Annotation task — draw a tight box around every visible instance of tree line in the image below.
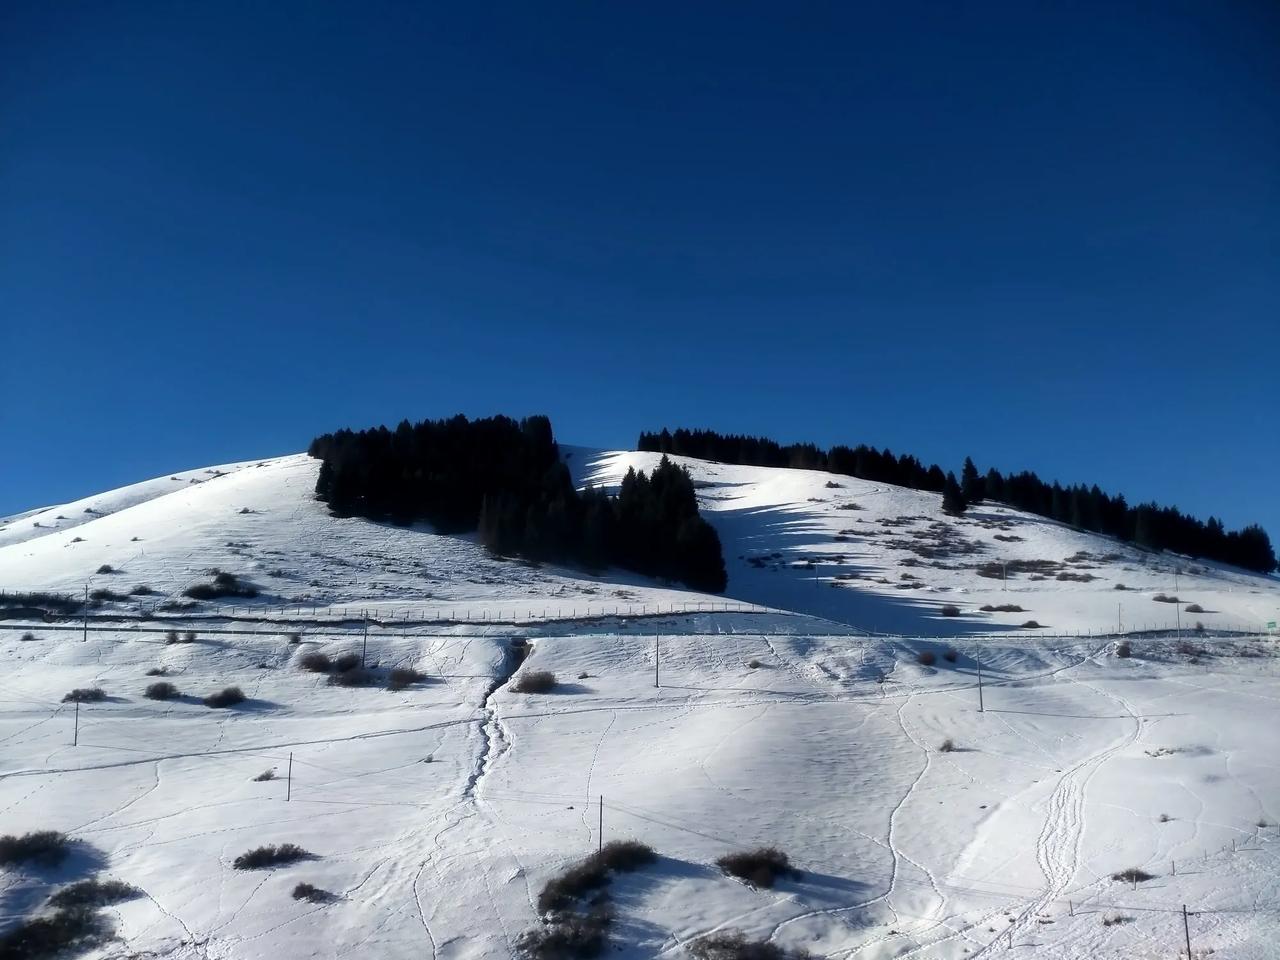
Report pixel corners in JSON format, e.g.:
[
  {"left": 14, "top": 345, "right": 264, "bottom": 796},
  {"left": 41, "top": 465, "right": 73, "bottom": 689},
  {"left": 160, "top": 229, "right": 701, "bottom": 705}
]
[
  {"left": 309, "top": 415, "right": 727, "bottom": 592},
  {"left": 638, "top": 427, "right": 1276, "bottom": 574}
]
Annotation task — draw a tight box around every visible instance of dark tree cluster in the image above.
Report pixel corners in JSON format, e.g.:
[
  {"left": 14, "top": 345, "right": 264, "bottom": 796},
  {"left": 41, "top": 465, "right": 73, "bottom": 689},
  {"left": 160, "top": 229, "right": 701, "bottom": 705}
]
[
  {"left": 311, "top": 415, "right": 727, "bottom": 592},
  {"left": 639, "top": 428, "right": 1276, "bottom": 574},
  {"left": 639, "top": 428, "right": 948, "bottom": 492}
]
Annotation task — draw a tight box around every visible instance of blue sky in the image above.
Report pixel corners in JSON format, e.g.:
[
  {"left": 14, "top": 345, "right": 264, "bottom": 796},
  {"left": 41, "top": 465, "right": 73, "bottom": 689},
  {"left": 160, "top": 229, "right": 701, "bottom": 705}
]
[{"left": 2, "top": 2, "right": 1277, "bottom": 540}]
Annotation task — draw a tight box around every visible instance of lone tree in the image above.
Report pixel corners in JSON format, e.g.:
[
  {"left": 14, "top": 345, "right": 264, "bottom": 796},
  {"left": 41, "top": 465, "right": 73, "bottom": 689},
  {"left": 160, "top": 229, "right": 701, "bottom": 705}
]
[
  {"left": 961, "top": 457, "right": 984, "bottom": 504},
  {"left": 942, "top": 471, "right": 968, "bottom": 516}
]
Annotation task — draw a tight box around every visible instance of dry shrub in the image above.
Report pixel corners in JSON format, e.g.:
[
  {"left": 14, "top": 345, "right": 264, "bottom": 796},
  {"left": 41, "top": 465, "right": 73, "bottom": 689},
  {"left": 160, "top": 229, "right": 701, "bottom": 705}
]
[
  {"left": 715, "top": 848, "right": 796, "bottom": 888},
  {"left": 513, "top": 670, "right": 557, "bottom": 694}
]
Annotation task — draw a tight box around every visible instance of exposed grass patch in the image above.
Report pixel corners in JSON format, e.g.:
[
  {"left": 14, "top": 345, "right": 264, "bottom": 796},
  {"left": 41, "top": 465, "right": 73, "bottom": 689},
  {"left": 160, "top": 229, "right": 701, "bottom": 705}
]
[
  {"left": 62, "top": 687, "right": 106, "bottom": 703},
  {"left": 233, "top": 844, "right": 315, "bottom": 870},
  {"left": 144, "top": 682, "right": 179, "bottom": 701},
  {"left": 203, "top": 686, "right": 246, "bottom": 708},
  {"left": 47, "top": 878, "right": 142, "bottom": 909},
  {"left": 513, "top": 670, "right": 557, "bottom": 694},
  {"left": 715, "top": 847, "right": 797, "bottom": 888},
  {"left": 0, "top": 831, "right": 70, "bottom": 868}
]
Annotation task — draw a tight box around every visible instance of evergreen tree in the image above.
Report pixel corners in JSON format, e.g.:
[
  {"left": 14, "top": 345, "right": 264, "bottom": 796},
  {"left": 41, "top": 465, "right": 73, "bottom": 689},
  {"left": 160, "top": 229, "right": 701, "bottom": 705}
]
[
  {"left": 961, "top": 457, "right": 983, "bottom": 503},
  {"left": 941, "top": 472, "right": 968, "bottom": 516}
]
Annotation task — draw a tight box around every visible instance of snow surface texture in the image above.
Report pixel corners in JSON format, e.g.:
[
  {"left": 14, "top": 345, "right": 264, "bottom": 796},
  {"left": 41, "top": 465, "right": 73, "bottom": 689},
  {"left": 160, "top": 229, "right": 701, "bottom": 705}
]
[{"left": 1, "top": 450, "right": 1277, "bottom": 960}]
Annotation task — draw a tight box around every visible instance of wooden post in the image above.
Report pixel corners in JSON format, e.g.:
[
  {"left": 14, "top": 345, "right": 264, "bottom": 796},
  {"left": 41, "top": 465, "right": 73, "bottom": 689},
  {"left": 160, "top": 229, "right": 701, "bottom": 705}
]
[
  {"left": 598, "top": 795, "right": 603, "bottom": 853},
  {"left": 977, "top": 656, "right": 984, "bottom": 713},
  {"left": 286, "top": 752, "right": 293, "bottom": 801},
  {"left": 83, "top": 584, "right": 89, "bottom": 643},
  {"left": 654, "top": 636, "right": 660, "bottom": 688},
  {"left": 362, "top": 619, "right": 368, "bottom": 667},
  {"left": 73, "top": 700, "right": 79, "bottom": 746},
  {"left": 1182, "top": 905, "right": 1192, "bottom": 959}
]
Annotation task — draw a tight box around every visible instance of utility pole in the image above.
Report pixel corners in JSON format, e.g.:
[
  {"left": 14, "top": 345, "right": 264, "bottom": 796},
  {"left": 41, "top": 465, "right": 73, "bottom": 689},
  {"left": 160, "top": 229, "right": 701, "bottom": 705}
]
[
  {"left": 976, "top": 656, "right": 984, "bottom": 713},
  {"left": 361, "top": 619, "right": 369, "bottom": 668},
  {"left": 654, "top": 636, "right": 660, "bottom": 688},
  {"left": 286, "top": 752, "right": 293, "bottom": 801},
  {"left": 73, "top": 700, "right": 79, "bottom": 746},
  {"left": 83, "top": 584, "right": 89, "bottom": 643},
  {"left": 1118, "top": 602, "right": 1122, "bottom": 635},
  {"left": 1182, "top": 905, "right": 1192, "bottom": 959},
  {"left": 598, "top": 795, "right": 604, "bottom": 853}
]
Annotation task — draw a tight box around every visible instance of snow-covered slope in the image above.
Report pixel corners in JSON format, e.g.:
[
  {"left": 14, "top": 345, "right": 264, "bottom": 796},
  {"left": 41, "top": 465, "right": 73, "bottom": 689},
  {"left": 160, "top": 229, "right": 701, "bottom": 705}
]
[{"left": 1, "top": 448, "right": 1277, "bottom": 960}]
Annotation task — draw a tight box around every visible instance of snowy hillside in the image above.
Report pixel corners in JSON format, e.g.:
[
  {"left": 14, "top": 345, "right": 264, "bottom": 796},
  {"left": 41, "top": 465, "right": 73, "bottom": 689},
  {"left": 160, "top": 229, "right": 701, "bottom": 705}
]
[{"left": 1, "top": 448, "right": 1277, "bottom": 960}]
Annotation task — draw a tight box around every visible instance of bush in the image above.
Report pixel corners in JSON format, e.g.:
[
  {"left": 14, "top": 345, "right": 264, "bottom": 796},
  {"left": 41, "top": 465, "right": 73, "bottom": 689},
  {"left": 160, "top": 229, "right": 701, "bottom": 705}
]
[
  {"left": 183, "top": 573, "right": 259, "bottom": 601},
  {"left": 0, "top": 907, "right": 111, "bottom": 960},
  {"left": 298, "top": 651, "right": 331, "bottom": 672},
  {"left": 388, "top": 667, "right": 425, "bottom": 691},
  {"left": 517, "top": 906, "right": 612, "bottom": 959},
  {"left": 95, "top": 565, "right": 115, "bottom": 575},
  {"left": 165, "top": 631, "right": 179, "bottom": 645},
  {"left": 513, "top": 670, "right": 557, "bottom": 694},
  {"left": 145, "top": 667, "right": 167, "bottom": 676},
  {"left": 1020, "top": 620, "right": 1042, "bottom": 629},
  {"left": 291, "top": 882, "right": 332, "bottom": 903},
  {"left": 20, "top": 632, "right": 39, "bottom": 642},
  {"left": 715, "top": 848, "right": 796, "bottom": 888},
  {"left": 47, "top": 878, "right": 141, "bottom": 909},
  {"left": 333, "top": 652, "right": 361, "bottom": 672},
  {"left": 1152, "top": 593, "right": 1179, "bottom": 604},
  {"left": 1111, "top": 867, "right": 1155, "bottom": 884},
  {"left": 233, "top": 844, "right": 315, "bottom": 870},
  {"left": 595, "top": 840, "right": 656, "bottom": 873},
  {"left": 942, "top": 647, "right": 958, "bottom": 663},
  {"left": 287, "top": 632, "right": 302, "bottom": 644},
  {"left": 62, "top": 687, "right": 106, "bottom": 703},
  {"left": 326, "top": 668, "right": 373, "bottom": 687},
  {"left": 916, "top": 650, "right": 936, "bottom": 666},
  {"left": 1116, "top": 641, "right": 1132, "bottom": 658},
  {"left": 144, "top": 682, "right": 179, "bottom": 701},
  {"left": 1185, "top": 603, "right": 1204, "bottom": 613},
  {"left": 0, "top": 831, "right": 70, "bottom": 867},
  {"left": 253, "top": 770, "right": 276, "bottom": 782},
  {"left": 689, "top": 931, "right": 813, "bottom": 960},
  {"left": 939, "top": 738, "right": 956, "bottom": 753},
  {"left": 940, "top": 604, "right": 961, "bottom": 617},
  {"left": 129, "top": 585, "right": 155, "bottom": 595},
  {"left": 203, "top": 686, "right": 246, "bottom": 708},
  {"left": 182, "top": 631, "right": 197, "bottom": 644},
  {"left": 979, "top": 604, "right": 1024, "bottom": 613},
  {"left": 1114, "top": 583, "right": 1127, "bottom": 590},
  {"left": 536, "top": 858, "right": 610, "bottom": 914},
  {"left": 89, "top": 588, "right": 127, "bottom": 602},
  {"left": 746, "top": 658, "right": 762, "bottom": 669}
]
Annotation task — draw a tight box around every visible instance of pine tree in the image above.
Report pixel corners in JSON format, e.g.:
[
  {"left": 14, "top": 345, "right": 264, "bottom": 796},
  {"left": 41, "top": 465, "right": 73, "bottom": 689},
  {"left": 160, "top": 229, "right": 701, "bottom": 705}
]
[
  {"left": 961, "top": 457, "right": 983, "bottom": 503},
  {"left": 941, "top": 472, "right": 968, "bottom": 516}
]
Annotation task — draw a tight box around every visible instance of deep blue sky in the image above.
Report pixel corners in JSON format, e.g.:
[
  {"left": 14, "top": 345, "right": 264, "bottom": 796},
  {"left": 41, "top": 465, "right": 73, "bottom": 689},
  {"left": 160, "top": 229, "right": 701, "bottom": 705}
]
[{"left": 2, "top": 2, "right": 1277, "bottom": 539}]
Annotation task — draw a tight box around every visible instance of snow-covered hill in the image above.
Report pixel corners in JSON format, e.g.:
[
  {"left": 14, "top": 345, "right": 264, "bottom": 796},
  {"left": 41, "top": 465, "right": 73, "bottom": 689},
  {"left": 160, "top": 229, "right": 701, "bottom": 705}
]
[{"left": 1, "top": 448, "right": 1277, "bottom": 960}]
